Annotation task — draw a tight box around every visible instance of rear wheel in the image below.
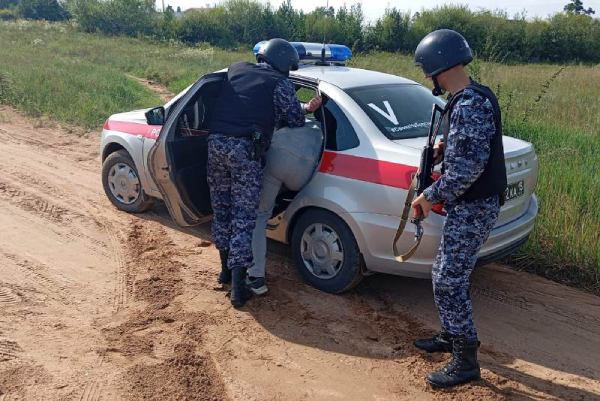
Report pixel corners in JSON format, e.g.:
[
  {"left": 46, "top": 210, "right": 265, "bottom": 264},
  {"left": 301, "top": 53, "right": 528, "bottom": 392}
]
[
  {"left": 102, "top": 150, "right": 153, "bottom": 213},
  {"left": 291, "top": 209, "right": 363, "bottom": 293}
]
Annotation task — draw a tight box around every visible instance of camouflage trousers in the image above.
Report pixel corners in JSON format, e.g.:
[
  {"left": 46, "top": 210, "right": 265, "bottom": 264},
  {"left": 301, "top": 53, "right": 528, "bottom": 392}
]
[
  {"left": 432, "top": 196, "right": 500, "bottom": 341},
  {"left": 207, "top": 134, "right": 262, "bottom": 271}
]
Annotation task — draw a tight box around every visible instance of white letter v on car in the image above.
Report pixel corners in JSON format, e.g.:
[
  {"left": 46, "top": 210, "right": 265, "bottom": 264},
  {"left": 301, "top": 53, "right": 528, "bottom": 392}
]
[{"left": 368, "top": 101, "right": 399, "bottom": 125}]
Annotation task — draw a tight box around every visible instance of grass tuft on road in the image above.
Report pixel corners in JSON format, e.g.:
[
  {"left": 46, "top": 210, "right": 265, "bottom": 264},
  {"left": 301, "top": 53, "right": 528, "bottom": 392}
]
[{"left": 1, "top": 20, "right": 598, "bottom": 292}]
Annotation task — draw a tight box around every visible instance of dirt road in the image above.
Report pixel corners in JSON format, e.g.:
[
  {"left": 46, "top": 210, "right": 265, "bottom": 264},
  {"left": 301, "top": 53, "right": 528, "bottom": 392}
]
[{"left": 1, "top": 104, "right": 599, "bottom": 401}]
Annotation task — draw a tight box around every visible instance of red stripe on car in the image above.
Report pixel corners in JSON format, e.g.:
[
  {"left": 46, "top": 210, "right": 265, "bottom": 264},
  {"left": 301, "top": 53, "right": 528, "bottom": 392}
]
[
  {"left": 319, "top": 151, "right": 416, "bottom": 189},
  {"left": 103, "top": 120, "right": 162, "bottom": 140}
]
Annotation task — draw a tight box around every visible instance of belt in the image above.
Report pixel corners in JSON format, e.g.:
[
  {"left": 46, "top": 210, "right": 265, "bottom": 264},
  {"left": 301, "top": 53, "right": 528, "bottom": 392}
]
[{"left": 210, "top": 131, "right": 253, "bottom": 139}]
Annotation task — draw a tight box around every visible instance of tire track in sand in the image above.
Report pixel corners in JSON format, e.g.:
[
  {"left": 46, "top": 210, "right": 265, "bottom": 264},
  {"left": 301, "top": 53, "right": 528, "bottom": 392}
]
[
  {"left": 73, "top": 221, "right": 129, "bottom": 401},
  {"left": 0, "top": 287, "right": 21, "bottom": 305},
  {"left": 100, "top": 222, "right": 130, "bottom": 313},
  {"left": 0, "top": 339, "right": 22, "bottom": 362},
  {"left": 0, "top": 179, "right": 72, "bottom": 223},
  {"left": 78, "top": 354, "right": 105, "bottom": 401},
  {"left": 0, "top": 251, "right": 72, "bottom": 304}
]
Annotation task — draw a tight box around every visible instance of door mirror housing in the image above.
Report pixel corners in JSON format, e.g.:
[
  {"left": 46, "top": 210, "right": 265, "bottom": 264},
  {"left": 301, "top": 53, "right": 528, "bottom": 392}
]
[{"left": 145, "top": 106, "right": 165, "bottom": 125}]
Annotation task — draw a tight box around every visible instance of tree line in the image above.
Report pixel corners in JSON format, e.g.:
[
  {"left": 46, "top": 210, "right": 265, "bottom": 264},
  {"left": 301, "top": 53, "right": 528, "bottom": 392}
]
[{"left": 1, "top": 0, "right": 599, "bottom": 63}]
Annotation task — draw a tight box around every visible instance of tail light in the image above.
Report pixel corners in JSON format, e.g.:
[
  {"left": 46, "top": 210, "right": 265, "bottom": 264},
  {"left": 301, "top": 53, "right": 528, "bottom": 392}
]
[{"left": 430, "top": 171, "right": 447, "bottom": 216}]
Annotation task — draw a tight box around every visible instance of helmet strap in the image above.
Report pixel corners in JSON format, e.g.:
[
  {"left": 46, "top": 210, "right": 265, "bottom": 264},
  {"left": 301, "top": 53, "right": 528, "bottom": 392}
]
[{"left": 432, "top": 76, "right": 445, "bottom": 96}]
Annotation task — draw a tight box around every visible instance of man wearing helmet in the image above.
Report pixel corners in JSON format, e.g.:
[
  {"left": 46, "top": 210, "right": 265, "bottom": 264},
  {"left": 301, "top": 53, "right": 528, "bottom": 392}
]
[
  {"left": 208, "top": 38, "right": 322, "bottom": 307},
  {"left": 411, "top": 29, "right": 507, "bottom": 388}
]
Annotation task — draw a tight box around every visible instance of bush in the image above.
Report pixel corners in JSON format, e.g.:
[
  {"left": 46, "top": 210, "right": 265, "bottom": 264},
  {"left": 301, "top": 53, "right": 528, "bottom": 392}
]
[
  {"left": 273, "top": 0, "right": 304, "bottom": 41},
  {"left": 155, "top": 5, "right": 177, "bottom": 40},
  {"left": 541, "top": 13, "right": 600, "bottom": 62},
  {"left": 225, "top": 0, "right": 271, "bottom": 45},
  {"left": 67, "top": 0, "right": 155, "bottom": 36},
  {"left": 0, "top": 0, "right": 18, "bottom": 8},
  {"left": 18, "top": 0, "right": 69, "bottom": 21},
  {"left": 58, "top": 0, "right": 600, "bottom": 64},
  {"left": 0, "top": 8, "right": 17, "bottom": 20},
  {"left": 176, "top": 8, "right": 233, "bottom": 47},
  {"left": 359, "top": 5, "right": 600, "bottom": 63},
  {"left": 363, "top": 8, "right": 413, "bottom": 52}
]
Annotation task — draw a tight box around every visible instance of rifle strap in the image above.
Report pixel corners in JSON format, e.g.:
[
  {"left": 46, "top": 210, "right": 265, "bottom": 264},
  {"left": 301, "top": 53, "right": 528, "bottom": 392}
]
[
  {"left": 395, "top": 236, "right": 422, "bottom": 263},
  {"left": 393, "top": 175, "right": 422, "bottom": 262}
]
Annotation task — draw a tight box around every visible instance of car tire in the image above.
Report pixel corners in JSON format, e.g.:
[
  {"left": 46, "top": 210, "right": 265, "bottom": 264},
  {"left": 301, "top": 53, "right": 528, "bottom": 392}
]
[
  {"left": 102, "top": 150, "right": 154, "bottom": 213},
  {"left": 291, "top": 209, "right": 363, "bottom": 294}
]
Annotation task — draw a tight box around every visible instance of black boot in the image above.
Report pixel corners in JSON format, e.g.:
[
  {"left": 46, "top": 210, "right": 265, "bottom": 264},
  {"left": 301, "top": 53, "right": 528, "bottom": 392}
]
[
  {"left": 218, "top": 250, "right": 231, "bottom": 285},
  {"left": 230, "top": 267, "right": 252, "bottom": 308},
  {"left": 414, "top": 331, "right": 453, "bottom": 353},
  {"left": 427, "top": 337, "right": 481, "bottom": 388}
]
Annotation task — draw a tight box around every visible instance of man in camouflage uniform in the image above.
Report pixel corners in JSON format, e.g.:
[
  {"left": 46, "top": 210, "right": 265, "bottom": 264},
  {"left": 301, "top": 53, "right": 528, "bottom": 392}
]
[
  {"left": 208, "top": 38, "right": 321, "bottom": 307},
  {"left": 411, "top": 29, "right": 507, "bottom": 388}
]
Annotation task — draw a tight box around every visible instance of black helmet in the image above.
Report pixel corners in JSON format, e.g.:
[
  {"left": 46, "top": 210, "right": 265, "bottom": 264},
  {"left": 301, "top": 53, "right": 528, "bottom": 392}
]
[
  {"left": 256, "top": 38, "right": 299, "bottom": 76},
  {"left": 414, "top": 29, "right": 473, "bottom": 77}
]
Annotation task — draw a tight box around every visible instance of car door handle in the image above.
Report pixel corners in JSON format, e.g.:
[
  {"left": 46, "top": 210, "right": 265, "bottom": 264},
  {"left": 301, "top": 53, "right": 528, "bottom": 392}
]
[{"left": 136, "top": 135, "right": 143, "bottom": 140}]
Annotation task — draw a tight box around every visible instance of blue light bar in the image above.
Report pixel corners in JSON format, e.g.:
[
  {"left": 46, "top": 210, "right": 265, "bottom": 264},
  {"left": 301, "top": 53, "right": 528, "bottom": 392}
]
[
  {"left": 253, "top": 41, "right": 267, "bottom": 56},
  {"left": 252, "top": 41, "right": 352, "bottom": 64}
]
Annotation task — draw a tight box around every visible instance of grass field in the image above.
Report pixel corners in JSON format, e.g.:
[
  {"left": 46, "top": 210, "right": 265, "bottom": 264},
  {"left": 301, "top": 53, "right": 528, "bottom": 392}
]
[{"left": 1, "top": 20, "right": 598, "bottom": 291}]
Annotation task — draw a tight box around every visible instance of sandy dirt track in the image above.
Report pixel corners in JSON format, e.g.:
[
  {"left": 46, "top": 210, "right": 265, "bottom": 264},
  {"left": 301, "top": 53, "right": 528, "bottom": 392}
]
[{"left": 0, "top": 105, "right": 599, "bottom": 401}]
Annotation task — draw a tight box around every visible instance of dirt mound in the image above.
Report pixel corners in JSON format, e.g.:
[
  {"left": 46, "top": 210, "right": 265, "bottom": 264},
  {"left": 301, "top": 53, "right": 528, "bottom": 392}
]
[{"left": 127, "top": 336, "right": 227, "bottom": 401}]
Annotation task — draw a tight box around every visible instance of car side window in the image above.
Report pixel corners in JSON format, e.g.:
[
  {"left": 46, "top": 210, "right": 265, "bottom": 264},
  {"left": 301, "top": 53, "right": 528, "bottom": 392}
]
[{"left": 322, "top": 99, "right": 359, "bottom": 151}]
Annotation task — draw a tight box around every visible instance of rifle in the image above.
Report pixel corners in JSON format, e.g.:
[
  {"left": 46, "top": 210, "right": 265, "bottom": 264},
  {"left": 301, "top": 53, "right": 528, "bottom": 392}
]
[{"left": 393, "top": 103, "right": 444, "bottom": 262}]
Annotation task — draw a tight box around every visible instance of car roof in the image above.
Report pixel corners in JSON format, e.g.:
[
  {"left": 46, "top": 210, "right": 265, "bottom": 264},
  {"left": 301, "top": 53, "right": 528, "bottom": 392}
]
[{"left": 291, "top": 65, "right": 418, "bottom": 89}]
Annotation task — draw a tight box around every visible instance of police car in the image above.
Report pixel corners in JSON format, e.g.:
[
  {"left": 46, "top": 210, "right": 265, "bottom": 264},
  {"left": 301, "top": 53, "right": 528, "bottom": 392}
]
[{"left": 100, "top": 42, "right": 539, "bottom": 293}]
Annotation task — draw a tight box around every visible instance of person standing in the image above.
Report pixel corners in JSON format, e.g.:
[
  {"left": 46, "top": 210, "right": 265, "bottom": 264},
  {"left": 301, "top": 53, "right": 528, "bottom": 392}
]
[
  {"left": 410, "top": 29, "right": 507, "bottom": 388},
  {"left": 208, "top": 38, "right": 322, "bottom": 307}
]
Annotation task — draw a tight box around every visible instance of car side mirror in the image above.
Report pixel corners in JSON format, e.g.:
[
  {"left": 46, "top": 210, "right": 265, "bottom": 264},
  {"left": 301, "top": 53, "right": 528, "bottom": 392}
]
[{"left": 145, "top": 106, "right": 165, "bottom": 125}]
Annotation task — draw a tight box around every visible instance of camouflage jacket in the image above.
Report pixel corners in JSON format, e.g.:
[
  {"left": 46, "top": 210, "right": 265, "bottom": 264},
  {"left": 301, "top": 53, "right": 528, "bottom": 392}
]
[
  {"left": 257, "top": 63, "right": 305, "bottom": 129},
  {"left": 423, "top": 88, "right": 496, "bottom": 206}
]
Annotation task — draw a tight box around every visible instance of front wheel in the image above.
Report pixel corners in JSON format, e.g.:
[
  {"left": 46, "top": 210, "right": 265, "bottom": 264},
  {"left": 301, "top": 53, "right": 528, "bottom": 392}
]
[
  {"left": 291, "top": 209, "right": 363, "bottom": 293},
  {"left": 102, "top": 150, "right": 154, "bottom": 213}
]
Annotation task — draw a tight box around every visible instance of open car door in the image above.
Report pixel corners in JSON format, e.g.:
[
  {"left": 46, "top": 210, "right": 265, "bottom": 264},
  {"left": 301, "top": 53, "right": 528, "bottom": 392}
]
[{"left": 148, "top": 72, "right": 226, "bottom": 226}]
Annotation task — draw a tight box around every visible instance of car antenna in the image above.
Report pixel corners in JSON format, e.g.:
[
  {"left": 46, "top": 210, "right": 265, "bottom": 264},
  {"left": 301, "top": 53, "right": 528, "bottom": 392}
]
[{"left": 318, "top": 0, "right": 328, "bottom": 66}]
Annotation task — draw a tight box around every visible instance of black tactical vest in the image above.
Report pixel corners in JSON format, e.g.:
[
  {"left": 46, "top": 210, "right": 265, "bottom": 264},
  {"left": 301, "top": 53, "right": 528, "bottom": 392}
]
[
  {"left": 210, "top": 62, "right": 285, "bottom": 141},
  {"left": 442, "top": 80, "right": 507, "bottom": 204}
]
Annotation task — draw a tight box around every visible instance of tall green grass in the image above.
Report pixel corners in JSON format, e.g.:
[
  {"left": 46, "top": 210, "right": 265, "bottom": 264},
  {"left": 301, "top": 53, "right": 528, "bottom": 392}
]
[
  {"left": 1, "top": 20, "right": 598, "bottom": 291},
  {"left": 0, "top": 20, "right": 249, "bottom": 128}
]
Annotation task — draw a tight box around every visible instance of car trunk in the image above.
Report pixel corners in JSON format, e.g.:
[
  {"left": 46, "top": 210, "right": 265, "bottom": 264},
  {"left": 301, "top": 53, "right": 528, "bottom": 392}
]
[
  {"left": 395, "top": 136, "right": 538, "bottom": 227},
  {"left": 496, "top": 137, "right": 538, "bottom": 226}
]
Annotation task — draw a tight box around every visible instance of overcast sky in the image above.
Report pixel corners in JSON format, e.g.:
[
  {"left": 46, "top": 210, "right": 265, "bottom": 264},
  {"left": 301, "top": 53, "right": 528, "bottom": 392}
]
[{"left": 159, "top": 0, "right": 600, "bottom": 21}]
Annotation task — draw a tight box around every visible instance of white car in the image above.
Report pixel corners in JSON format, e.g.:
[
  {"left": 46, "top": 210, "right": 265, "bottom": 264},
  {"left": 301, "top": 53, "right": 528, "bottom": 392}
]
[{"left": 100, "top": 42, "right": 539, "bottom": 293}]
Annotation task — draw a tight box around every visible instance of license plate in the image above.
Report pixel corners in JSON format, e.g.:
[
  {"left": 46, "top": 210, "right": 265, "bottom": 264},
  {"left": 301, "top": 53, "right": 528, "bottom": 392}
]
[{"left": 505, "top": 180, "right": 525, "bottom": 202}]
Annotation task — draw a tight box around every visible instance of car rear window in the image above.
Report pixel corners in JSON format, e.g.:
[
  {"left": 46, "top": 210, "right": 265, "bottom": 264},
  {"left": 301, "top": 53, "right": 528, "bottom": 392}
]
[{"left": 346, "top": 84, "right": 445, "bottom": 140}]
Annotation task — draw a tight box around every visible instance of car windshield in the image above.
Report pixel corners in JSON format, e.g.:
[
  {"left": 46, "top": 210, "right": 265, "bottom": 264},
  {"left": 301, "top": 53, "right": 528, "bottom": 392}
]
[{"left": 346, "top": 84, "right": 445, "bottom": 140}]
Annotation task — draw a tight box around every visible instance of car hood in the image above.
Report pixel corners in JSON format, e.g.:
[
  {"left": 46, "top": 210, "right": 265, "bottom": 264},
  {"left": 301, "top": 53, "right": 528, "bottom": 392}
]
[{"left": 108, "top": 108, "right": 152, "bottom": 124}]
